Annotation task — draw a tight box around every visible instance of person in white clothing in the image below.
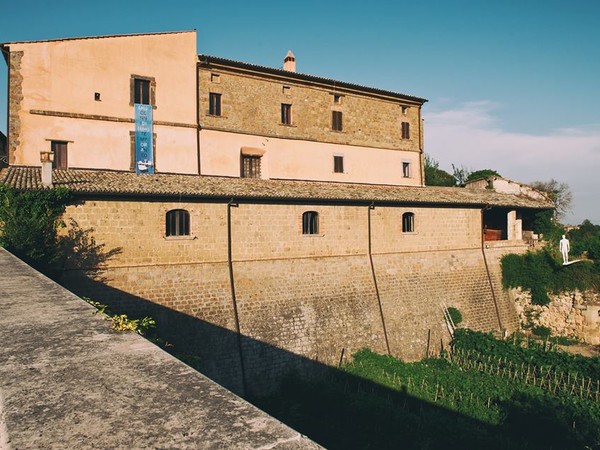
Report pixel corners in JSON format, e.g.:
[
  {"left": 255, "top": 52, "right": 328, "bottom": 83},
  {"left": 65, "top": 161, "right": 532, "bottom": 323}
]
[{"left": 559, "top": 235, "right": 570, "bottom": 264}]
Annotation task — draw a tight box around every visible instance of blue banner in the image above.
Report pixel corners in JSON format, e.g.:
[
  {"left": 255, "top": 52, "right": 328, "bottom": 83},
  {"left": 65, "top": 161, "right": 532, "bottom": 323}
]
[{"left": 134, "top": 104, "right": 154, "bottom": 174}]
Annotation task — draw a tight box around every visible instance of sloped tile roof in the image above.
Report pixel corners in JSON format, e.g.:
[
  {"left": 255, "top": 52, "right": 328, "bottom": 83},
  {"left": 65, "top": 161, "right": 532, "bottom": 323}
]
[
  {"left": 0, "top": 166, "right": 553, "bottom": 209},
  {"left": 200, "top": 55, "right": 427, "bottom": 104}
]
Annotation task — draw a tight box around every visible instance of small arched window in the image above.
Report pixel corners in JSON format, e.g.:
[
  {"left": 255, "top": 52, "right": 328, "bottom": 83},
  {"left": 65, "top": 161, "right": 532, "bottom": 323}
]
[
  {"left": 302, "top": 211, "right": 319, "bottom": 235},
  {"left": 402, "top": 212, "right": 415, "bottom": 233},
  {"left": 166, "top": 209, "right": 190, "bottom": 237}
]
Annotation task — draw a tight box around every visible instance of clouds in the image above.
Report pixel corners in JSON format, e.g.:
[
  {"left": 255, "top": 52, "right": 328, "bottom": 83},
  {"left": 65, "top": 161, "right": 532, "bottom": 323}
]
[{"left": 424, "top": 101, "right": 600, "bottom": 224}]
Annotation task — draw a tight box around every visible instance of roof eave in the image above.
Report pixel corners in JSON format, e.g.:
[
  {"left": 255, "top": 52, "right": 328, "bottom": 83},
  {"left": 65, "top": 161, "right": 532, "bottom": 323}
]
[{"left": 198, "top": 55, "right": 428, "bottom": 105}]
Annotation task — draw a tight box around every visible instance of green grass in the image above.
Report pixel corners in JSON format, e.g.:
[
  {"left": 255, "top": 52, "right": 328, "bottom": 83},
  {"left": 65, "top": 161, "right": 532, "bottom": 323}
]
[{"left": 253, "top": 331, "right": 600, "bottom": 450}]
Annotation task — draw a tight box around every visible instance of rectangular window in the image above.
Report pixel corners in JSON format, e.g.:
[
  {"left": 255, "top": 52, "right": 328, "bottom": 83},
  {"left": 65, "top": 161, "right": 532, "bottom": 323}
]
[
  {"left": 211, "top": 73, "right": 220, "bottom": 83},
  {"left": 281, "top": 103, "right": 292, "bottom": 125},
  {"left": 51, "top": 141, "right": 68, "bottom": 169},
  {"left": 401, "top": 121, "right": 410, "bottom": 139},
  {"left": 402, "top": 162, "right": 411, "bottom": 178},
  {"left": 134, "top": 78, "right": 150, "bottom": 105},
  {"left": 241, "top": 155, "right": 261, "bottom": 178},
  {"left": 130, "top": 75, "right": 155, "bottom": 107},
  {"left": 334, "top": 155, "right": 344, "bottom": 173},
  {"left": 209, "top": 93, "right": 222, "bottom": 116},
  {"left": 332, "top": 111, "right": 343, "bottom": 131},
  {"left": 333, "top": 94, "right": 342, "bottom": 104}
]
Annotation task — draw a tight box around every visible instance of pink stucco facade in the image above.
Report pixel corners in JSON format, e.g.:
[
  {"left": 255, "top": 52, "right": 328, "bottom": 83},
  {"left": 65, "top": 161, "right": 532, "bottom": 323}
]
[{"left": 4, "top": 31, "right": 198, "bottom": 173}]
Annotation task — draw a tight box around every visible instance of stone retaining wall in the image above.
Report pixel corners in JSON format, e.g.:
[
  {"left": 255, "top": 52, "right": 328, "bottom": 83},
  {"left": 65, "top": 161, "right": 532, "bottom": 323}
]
[{"left": 512, "top": 288, "right": 600, "bottom": 345}]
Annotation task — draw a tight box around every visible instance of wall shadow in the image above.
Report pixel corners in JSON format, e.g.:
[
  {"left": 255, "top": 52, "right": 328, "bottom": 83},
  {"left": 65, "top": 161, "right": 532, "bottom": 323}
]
[{"left": 55, "top": 273, "right": 593, "bottom": 450}]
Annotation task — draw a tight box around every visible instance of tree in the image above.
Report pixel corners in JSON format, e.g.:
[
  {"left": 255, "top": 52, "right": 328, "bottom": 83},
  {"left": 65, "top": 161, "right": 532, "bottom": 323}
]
[
  {"left": 529, "top": 179, "right": 573, "bottom": 222},
  {"left": 451, "top": 164, "right": 471, "bottom": 186},
  {"left": 424, "top": 154, "right": 456, "bottom": 186},
  {"left": 465, "top": 169, "right": 501, "bottom": 183}
]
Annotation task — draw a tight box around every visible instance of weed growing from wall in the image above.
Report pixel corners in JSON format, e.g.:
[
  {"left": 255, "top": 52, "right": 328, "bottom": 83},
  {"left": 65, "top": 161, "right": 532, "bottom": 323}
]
[{"left": 84, "top": 298, "right": 156, "bottom": 336}]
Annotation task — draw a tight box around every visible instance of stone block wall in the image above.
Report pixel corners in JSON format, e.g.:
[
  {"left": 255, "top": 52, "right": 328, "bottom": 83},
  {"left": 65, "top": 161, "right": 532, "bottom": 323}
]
[
  {"left": 61, "top": 197, "right": 520, "bottom": 393},
  {"left": 513, "top": 288, "right": 600, "bottom": 345},
  {"left": 199, "top": 66, "right": 422, "bottom": 152},
  {"left": 234, "top": 256, "right": 387, "bottom": 393},
  {"left": 374, "top": 249, "right": 501, "bottom": 360},
  {"left": 7, "top": 51, "right": 23, "bottom": 165}
]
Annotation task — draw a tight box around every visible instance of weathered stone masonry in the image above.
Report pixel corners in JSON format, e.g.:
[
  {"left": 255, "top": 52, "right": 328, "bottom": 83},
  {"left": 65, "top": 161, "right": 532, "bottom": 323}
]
[
  {"left": 7, "top": 51, "right": 23, "bottom": 166},
  {"left": 60, "top": 196, "right": 521, "bottom": 394}
]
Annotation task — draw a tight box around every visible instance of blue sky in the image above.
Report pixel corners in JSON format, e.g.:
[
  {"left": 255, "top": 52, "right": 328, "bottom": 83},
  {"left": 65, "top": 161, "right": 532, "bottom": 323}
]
[{"left": 1, "top": 0, "right": 599, "bottom": 224}]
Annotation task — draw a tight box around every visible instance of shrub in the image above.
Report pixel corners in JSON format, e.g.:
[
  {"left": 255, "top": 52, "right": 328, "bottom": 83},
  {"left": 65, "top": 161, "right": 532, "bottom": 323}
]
[
  {"left": 0, "top": 185, "right": 72, "bottom": 274},
  {"left": 531, "top": 325, "right": 552, "bottom": 339},
  {"left": 447, "top": 307, "right": 463, "bottom": 325},
  {"left": 502, "top": 248, "right": 600, "bottom": 305}
]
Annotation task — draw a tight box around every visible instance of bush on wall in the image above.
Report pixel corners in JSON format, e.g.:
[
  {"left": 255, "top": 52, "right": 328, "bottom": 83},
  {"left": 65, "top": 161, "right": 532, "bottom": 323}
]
[
  {"left": 0, "top": 185, "right": 72, "bottom": 274},
  {"left": 502, "top": 248, "right": 600, "bottom": 305}
]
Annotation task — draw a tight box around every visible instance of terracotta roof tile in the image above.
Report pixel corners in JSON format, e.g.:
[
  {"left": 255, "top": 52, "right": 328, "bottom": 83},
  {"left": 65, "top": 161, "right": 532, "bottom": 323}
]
[
  {"left": 0, "top": 167, "right": 553, "bottom": 209},
  {"left": 200, "top": 55, "right": 427, "bottom": 104}
]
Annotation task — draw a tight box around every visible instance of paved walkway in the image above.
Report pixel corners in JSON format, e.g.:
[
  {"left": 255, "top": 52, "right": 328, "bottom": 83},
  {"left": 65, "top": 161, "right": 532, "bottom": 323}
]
[{"left": 0, "top": 248, "right": 319, "bottom": 449}]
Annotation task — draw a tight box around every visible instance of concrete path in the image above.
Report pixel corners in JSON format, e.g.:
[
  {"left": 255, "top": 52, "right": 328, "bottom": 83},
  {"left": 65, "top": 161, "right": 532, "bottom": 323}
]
[{"left": 0, "top": 248, "right": 320, "bottom": 449}]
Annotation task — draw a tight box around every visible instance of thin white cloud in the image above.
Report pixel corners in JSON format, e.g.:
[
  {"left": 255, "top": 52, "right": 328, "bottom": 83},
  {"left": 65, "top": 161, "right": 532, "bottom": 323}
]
[{"left": 424, "top": 102, "right": 600, "bottom": 224}]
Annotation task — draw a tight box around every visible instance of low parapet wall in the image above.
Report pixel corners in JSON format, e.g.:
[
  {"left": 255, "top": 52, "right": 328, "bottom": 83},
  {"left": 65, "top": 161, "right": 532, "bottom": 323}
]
[{"left": 0, "top": 248, "right": 319, "bottom": 449}]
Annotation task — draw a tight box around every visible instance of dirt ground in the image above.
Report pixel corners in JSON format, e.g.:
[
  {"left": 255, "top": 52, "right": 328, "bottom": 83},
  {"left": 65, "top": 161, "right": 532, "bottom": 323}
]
[{"left": 559, "top": 343, "right": 600, "bottom": 357}]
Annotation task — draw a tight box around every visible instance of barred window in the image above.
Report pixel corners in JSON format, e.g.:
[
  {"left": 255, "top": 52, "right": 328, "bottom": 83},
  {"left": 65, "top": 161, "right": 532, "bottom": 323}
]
[
  {"left": 166, "top": 209, "right": 190, "bottom": 237},
  {"left": 241, "top": 155, "right": 261, "bottom": 178},
  {"left": 302, "top": 211, "right": 319, "bottom": 235},
  {"left": 402, "top": 212, "right": 415, "bottom": 233}
]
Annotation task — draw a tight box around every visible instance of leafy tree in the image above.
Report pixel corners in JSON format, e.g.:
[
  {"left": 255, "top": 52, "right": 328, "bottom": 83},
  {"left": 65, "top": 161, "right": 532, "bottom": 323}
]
[
  {"left": 465, "top": 169, "right": 501, "bottom": 183},
  {"left": 568, "top": 219, "right": 600, "bottom": 262},
  {"left": 0, "top": 185, "right": 71, "bottom": 274},
  {"left": 530, "top": 179, "right": 573, "bottom": 222},
  {"left": 424, "top": 154, "right": 456, "bottom": 186},
  {"left": 532, "top": 210, "right": 563, "bottom": 242}
]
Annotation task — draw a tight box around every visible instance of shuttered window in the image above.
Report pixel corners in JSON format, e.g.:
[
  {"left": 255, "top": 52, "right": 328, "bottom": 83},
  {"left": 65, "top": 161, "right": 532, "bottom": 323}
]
[
  {"left": 401, "top": 121, "right": 410, "bottom": 139},
  {"left": 332, "top": 111, "right": 343, "bottom": 131},
  {"left": 51, "top": 141, "right": 68, "bottom": 169}
]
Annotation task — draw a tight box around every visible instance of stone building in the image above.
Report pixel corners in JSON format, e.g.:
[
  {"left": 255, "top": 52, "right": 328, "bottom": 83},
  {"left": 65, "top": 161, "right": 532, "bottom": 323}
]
[{"left": 0, "top": 31, "right": 552, "bottom": 394}]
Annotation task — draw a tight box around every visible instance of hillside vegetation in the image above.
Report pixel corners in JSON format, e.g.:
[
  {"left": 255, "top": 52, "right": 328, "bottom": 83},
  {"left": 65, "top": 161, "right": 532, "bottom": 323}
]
[{"left": 255, "top": 329, "right": 600, "bottom": 449}]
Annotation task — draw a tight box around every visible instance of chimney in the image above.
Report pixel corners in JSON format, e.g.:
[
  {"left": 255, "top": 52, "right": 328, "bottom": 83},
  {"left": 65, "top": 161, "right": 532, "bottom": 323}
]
[
  {"left": 40, "top": 151, "right": 53, "bottom": 186},
  {"left": 283, "top": 50, "right": 296, "bottom": 72}
]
